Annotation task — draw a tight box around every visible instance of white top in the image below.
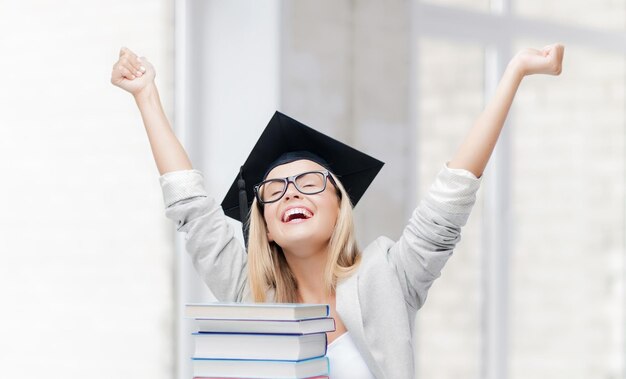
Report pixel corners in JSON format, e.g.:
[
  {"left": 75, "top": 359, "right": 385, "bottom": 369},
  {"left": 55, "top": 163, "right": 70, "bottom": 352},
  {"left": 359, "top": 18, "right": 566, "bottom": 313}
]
[{"left": 326, "top": 332, "right": 376, "bottom": 379}]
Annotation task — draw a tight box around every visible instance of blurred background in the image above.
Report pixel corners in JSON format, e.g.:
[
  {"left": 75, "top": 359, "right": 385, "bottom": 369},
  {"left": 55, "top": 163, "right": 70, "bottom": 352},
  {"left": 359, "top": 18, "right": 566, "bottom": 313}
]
[{"left": 0, "top": 0, "right": 624, "bottom": 378}]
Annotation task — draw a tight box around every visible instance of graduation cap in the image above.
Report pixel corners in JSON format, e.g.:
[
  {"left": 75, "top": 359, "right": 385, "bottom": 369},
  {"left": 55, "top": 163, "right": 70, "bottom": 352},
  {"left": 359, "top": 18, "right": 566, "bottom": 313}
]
[{"left": 221, "top": 111, "right": 384, "bottom": 243}]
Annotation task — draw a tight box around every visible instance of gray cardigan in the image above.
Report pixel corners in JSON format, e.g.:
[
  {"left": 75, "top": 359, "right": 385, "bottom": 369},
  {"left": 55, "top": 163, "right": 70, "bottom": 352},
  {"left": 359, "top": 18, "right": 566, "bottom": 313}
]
[{"left": 159, "top": 165, "right": 481, "bottom": 379}]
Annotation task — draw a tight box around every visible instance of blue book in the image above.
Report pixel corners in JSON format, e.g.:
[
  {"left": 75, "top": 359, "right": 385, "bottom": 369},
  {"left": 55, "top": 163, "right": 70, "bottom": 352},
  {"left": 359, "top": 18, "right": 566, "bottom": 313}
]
[
  {"left": 193, "top": 332, "right": 328, "bottom": 361},
  {"left": 191, "top": 356, "right": 329, "bottom": 379}
]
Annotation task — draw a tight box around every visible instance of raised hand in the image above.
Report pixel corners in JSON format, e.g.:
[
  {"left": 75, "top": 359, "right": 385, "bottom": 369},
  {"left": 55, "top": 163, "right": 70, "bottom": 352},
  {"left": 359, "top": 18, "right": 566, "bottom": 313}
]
[
  {"left": 448, "top": 43, "right": 565, "bottom": 177},
  {"left": 110, "top": 47, "right": 156, "bottom": 96},
  {"left": 511, "top": 43, "right": 564, "bottom": 77},
  {"left": 110, "top": 46, "right": 192, "bottom": 174}
]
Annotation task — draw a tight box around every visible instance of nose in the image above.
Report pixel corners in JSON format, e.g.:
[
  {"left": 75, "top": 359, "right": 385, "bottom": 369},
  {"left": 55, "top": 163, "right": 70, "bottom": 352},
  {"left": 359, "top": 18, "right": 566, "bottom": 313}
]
[{"left": 283, "top": 181, "right": 301, "bottom": 200}]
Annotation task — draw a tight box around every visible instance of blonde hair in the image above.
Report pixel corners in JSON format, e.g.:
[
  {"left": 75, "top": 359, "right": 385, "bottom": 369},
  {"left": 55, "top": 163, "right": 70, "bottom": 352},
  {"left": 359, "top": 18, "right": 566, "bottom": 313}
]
[{"left": 247, "top": 173, "right": 361, "bottom": 303}]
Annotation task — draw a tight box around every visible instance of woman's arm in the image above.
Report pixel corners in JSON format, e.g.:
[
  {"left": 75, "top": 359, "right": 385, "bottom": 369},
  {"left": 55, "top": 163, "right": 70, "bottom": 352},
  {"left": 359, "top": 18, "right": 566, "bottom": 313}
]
[
  {"left": 388, "top": 44, "right": 564, "bottom": 310},
  {"left": 112, "top": 48, "right": 249, "bottom": 301},
  {"left": 448, "top": 43, "right": 564, "bottom": 177},
  {"left": 111, "top": 47, "right": 192, "bottom": 175}
]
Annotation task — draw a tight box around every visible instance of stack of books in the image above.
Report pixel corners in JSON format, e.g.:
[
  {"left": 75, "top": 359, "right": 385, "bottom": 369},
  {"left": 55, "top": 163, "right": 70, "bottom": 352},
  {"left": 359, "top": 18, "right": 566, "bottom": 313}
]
[{"left": 186, "top": 302, "right": 336, "bottom": 379}]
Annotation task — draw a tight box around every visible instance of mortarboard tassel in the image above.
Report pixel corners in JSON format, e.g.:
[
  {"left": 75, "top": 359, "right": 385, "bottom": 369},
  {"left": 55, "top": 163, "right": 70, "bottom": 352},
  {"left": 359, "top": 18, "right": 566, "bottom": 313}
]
[{"left": 237, "top": 166, "right": 249, "bottom": 250}]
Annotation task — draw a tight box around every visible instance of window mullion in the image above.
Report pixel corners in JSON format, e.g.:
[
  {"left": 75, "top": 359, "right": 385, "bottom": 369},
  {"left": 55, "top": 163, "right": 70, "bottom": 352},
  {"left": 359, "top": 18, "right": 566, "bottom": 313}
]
[{"left": 481, "top": 42, "right": 512, "bottom": 379}]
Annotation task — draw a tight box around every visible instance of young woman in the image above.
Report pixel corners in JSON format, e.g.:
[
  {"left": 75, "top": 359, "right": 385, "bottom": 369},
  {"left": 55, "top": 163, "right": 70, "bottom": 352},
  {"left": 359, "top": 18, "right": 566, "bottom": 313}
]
[{"left": 111, "top": 44, "right": 564, "bottom": 379}]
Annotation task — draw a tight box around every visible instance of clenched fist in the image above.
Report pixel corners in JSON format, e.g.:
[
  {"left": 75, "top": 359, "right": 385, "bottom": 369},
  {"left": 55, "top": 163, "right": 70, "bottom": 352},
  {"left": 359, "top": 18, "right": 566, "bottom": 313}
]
[
  {"left": 511, "top": 43, "right": 564, "bottom": 77},
  {"left": 111, "top": 47, "right": 156, "bottom": 97}
]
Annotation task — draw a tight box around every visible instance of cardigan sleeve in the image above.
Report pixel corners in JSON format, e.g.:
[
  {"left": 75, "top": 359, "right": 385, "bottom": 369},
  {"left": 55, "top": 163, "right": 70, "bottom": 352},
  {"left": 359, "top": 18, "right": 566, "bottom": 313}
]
[
  {"left": 388, "top": 164, "right": 481, "bottom": 310},
  {"left": 159, "top": 169, "right": 248, "bottom": 302}
]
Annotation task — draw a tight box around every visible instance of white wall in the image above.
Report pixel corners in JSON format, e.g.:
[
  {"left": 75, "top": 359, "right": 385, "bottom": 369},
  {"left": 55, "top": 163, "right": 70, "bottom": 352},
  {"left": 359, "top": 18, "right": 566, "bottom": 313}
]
[{"left": 0, "top": 1, "right": 175, "bottom": 378}]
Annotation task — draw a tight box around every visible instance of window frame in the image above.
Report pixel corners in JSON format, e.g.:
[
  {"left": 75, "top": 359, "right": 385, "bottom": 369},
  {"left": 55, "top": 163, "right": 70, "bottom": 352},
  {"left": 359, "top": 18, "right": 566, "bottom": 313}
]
[{"left": 412, "top": 2, "right": 626, "bottom": 379}]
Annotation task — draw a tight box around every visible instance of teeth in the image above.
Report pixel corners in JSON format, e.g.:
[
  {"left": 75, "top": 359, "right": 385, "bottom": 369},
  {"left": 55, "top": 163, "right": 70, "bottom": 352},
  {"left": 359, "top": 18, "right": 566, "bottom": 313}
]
[{"left": 283, "top": 207, "right": 313, "bottom": 222}]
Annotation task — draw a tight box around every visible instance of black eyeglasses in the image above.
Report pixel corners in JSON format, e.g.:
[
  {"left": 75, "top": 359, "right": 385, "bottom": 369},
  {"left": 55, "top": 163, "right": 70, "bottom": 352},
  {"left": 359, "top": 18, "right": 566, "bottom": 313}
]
[{"left": 254, "top": 170, "right": 337, "bottom": 204}]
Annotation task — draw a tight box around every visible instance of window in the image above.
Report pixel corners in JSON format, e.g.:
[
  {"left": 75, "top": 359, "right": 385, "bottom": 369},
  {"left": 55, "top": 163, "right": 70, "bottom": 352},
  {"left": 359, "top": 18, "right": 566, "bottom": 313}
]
[
  {"left": 413, "top": 1, "right": 626, "bottom": 378},
  {"left": 510, "top": 41, "right": 625, "bottom": 379},
  {"left": 416, "top": 37, "right": 485, "bottom": 379}
]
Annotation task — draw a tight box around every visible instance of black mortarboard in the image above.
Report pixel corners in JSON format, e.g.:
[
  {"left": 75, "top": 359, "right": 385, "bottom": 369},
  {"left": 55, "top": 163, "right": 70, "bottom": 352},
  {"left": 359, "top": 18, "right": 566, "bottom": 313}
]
[{"left": 221, "top": 111, "right": 384, "bottom": 230}]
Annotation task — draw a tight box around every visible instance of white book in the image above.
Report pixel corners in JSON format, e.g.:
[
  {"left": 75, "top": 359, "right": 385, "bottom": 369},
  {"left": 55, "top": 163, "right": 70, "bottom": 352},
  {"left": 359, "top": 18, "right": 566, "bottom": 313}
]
[
  {"left": 193, "top": 332, "right": 327, "bottom": 361},
  {"left": 192, "top": 356, "right": 329, "bottom": 379},
  {"left": 185, "top": 303, "right": 329, "bottom": 320},
  {"left": 193, "top": 317, "right": 335, "bottom": 335},
  {"left": 189, "top": 376, "right": 328, "bottom": 379}
]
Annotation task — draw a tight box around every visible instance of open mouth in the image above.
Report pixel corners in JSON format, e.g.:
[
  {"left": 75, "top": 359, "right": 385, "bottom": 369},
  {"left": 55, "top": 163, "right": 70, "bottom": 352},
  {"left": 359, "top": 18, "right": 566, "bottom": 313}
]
[{"left": 282, "top": 207, "right": 314, "bottom": 223}]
